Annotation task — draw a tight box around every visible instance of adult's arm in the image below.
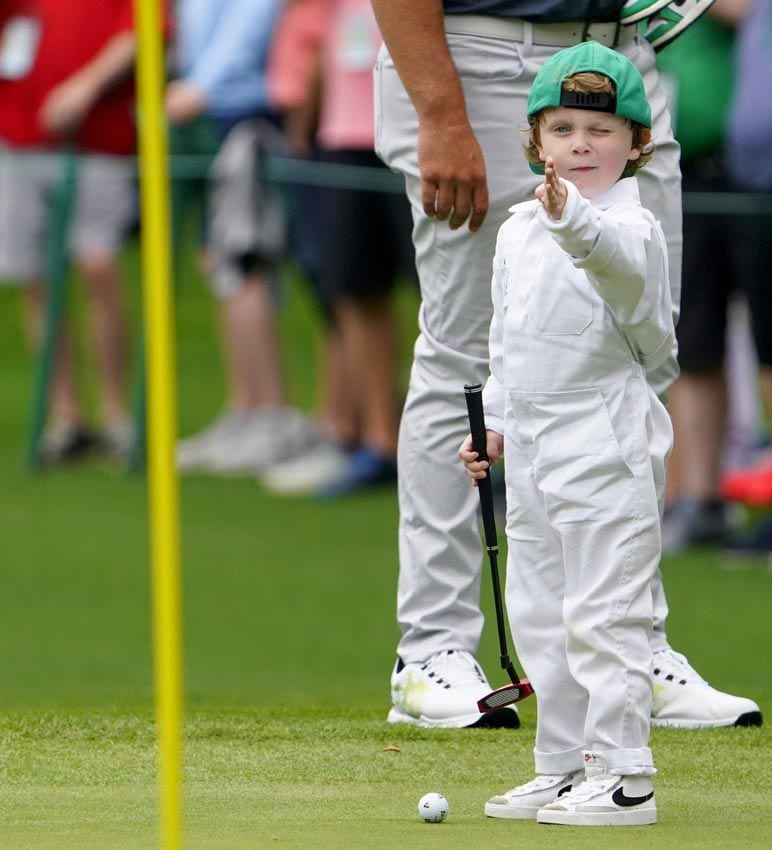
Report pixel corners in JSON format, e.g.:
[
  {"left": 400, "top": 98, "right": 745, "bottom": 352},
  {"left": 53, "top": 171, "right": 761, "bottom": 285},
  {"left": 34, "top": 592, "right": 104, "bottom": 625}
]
[
  {"left": 371, "top": 0, "right": 488, "bottom": 230},
  {"left": 39, "top": 31, "right": 136, "bottom": 137},
  {"left": 266, "top": 0, "right": 327, "bottom": 155},
  {"left": 186, "top": 0, "right": 278, "bottom": 107},
  {"left": 168, "top": 0, "right": 279, "bottom": 123}
]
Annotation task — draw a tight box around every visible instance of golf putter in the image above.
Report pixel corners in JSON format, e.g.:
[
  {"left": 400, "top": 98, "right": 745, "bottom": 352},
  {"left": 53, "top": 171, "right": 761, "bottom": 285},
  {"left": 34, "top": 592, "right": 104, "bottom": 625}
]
[{"left": 464, "top": 384, "right": 534, "bottom": 712}]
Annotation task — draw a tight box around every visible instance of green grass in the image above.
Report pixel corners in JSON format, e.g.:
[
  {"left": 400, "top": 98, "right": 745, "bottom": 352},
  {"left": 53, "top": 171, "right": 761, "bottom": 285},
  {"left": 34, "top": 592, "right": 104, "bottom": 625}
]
[
  {"left": 0, "top": 246, "right": 770, "bottom": 848},
  {"left": 0, "top": 711, "right": 769, "bottom": 849}
]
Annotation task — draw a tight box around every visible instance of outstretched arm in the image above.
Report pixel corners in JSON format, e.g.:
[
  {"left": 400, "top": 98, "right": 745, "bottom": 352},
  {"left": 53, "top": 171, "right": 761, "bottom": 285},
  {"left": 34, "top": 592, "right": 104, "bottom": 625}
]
[
  {"left": 538, "top": 179, "right": 670, "bottom": 328},
  {"left": 39, "top": 31, "right": 136, "bottom": 137},
  {"left": 371, "top": 0, "right": 488, "bottom": 231}
]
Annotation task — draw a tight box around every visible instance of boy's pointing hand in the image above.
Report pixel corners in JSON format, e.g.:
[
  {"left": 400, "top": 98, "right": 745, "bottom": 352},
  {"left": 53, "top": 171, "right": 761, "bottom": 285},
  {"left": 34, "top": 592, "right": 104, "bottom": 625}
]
[{"left": 535, "top": 156, "right": 567, "bottom": 221}]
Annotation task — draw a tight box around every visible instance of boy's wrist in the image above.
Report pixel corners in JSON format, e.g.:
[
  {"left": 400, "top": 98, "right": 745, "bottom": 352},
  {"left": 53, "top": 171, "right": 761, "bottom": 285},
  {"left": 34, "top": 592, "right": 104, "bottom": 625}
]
[
  {"left": 537, "top": 181, "right": 597, "bottom": 259},
  {"left": 538, "top": 179, "right": 579, "bottom": 229}
]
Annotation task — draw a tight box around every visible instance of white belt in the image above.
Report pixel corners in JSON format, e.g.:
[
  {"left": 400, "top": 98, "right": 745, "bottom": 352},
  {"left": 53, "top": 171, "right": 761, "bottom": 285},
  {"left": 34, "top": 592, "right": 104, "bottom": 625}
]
[{"left": 444, "top": 15, "right": 635, "bottom": 48}]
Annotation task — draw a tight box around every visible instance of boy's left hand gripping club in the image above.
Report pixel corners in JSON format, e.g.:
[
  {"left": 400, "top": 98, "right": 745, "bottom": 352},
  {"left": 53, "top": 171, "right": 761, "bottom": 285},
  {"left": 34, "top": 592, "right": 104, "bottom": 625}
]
[{"left": 464, "top": 383, "right": 534, "bottom": 712}]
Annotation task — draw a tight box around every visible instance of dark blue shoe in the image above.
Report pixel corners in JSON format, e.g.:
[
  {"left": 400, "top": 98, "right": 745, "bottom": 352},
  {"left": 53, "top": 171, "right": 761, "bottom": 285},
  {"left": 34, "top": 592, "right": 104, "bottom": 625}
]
[
  {"left": 724, "top": 515, "right": 772, "bottom": 556},
  {"left": 661, "top": 499, "right": 729, "bottom": 555},
  {"left": 317, "top": 447, "right": 397, "bottom": 500}
]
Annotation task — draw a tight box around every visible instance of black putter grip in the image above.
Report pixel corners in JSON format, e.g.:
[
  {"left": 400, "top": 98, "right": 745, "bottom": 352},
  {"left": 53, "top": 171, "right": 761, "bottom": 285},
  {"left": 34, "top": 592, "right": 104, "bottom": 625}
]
[{"left": 463, "top": 384, "right": 498, "bottom": 550}]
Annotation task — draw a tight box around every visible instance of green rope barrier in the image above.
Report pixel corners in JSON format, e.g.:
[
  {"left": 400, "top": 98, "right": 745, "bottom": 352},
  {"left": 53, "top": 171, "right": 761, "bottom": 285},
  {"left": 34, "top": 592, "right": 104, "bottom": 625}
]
[
  {"left": 26, "top": 149, "right": 79, "bottom": 471},
  {"left": 8, "top": 146, "right": 771, "bottom": 475},
  {"left": 4, "top": 150, "right": 772, "bottom": 209}
]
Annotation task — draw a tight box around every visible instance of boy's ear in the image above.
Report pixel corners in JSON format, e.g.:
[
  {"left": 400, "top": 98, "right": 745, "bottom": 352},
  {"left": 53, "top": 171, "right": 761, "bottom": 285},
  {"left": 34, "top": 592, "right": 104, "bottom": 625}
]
[{"left": 629, "top": 128, "right": 652, "bottom": 162}]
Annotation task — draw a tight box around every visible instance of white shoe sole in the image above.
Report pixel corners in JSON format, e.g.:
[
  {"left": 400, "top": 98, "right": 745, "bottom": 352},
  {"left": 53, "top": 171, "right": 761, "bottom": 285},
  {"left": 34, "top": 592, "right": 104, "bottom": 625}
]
[
  {"left": 485, "top": 801, "right": 539, "bottom": 819},
  {"left": 387, "top": 706, "right": 488, "bottom": 729},
  {"left": 387, "top": 706, "right": 519, "bottom": 729},
  {"left": 651, "top": 709, "right": 762, "bottom": 729},
  {"left": 537, "top": 806, "right": 657, "bottom": 826},
  {"left": 261, "top": 455, "right": 350, "bottom": 495}
]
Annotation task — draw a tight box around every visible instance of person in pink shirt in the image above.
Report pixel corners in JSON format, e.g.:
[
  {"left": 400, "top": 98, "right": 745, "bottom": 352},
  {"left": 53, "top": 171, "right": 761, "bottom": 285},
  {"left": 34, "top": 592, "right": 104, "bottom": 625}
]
[{"left": 264, "top": 0, "right": 416, "bottom": 497}]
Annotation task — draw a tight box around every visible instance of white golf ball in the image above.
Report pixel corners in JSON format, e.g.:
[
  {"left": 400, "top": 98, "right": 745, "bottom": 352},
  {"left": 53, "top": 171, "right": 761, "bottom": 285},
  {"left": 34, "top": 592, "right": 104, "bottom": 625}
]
[{"left": 417, "top": 792, "right": 449, "bottom": 823}]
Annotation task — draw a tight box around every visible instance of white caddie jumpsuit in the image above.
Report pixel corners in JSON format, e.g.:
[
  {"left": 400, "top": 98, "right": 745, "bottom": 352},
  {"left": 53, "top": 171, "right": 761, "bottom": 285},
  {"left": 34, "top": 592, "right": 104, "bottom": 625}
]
[{"left": 482, "top": 177, "right": 674, "bottom": 776}]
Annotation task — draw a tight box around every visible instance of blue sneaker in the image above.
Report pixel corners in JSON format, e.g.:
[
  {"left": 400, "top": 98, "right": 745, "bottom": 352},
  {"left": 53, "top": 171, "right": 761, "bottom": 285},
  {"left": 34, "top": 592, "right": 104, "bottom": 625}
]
[
  {"left": 724, "top": 516, "right": 772, "bottom": 557},
  {"left": 660, "top": 498, "right": 729, "bottom": 554},
  {"left": 317, "top": 447, "right": 397, "bottom": 499}
]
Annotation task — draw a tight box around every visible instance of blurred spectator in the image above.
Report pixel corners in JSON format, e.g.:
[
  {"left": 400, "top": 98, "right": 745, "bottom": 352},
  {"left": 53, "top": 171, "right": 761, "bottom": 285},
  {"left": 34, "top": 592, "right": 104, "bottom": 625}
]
[
  {"left": 729, "top": 0, "right": 772, "bottom": 191},
  {"left": 720, "top": 0, "right": 772, "bottom": 551},
  {"left": 264, "top": 0, "right": 355, "bottom": 487},
  {"left": 657, "top": 0, "right": 772, "bottom": 553},
  {"left": 169, "top": 0, "right": 316, "bottom": 475},
  {"left": 262, "top": 0, "right": 416, "bottom": 497},
  {"left": 0, "top": 0, "right": 139, "bottom": 463}
]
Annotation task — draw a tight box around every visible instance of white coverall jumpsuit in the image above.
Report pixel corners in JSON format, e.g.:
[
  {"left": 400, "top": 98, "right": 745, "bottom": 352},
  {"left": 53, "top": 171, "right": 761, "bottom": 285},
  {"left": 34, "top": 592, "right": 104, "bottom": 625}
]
[{"left": 482, "top": 177, "right": 674, "bottom": 775}]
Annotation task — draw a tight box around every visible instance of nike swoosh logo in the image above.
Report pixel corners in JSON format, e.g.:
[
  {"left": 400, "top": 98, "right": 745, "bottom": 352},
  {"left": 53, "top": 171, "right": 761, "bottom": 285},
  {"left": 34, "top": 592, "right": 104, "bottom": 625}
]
[{"left": 612, "top": 787, "right": 655, "bottom": 808}]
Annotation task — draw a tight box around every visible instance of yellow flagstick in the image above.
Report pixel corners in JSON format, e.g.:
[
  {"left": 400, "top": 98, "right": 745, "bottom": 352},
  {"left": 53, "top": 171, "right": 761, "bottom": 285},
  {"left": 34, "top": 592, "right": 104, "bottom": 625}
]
[{"left": 133, "top": 2, "right": 183, "bottom": 848}]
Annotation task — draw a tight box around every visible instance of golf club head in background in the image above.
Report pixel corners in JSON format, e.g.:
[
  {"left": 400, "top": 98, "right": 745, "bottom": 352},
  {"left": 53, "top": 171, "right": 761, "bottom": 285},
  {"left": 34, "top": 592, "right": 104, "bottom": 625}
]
[{"left": 478, "top": 679, "right": 535, "bottom": 713}]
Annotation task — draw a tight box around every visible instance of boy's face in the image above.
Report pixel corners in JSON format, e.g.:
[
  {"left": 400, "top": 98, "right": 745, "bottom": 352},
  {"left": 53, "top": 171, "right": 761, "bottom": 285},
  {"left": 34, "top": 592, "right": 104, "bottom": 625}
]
[{"left": 535, "top": 107, "right": 645, "bottom": 198}]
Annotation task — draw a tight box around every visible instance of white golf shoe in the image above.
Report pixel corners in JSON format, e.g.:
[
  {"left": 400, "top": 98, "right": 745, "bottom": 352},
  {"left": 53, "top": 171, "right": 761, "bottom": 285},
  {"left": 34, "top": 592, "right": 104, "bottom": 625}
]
[
  {"left": 387, "top": 650, "right": 520, "bottom": 729},
  {"left": 204, "top": 407, "right": 316, "bottom": 474},
  {"left": 177, "top": 411, "right": 250, "bottom": 472},
  {"left": 651, "top": 648, "right": 762, "bottom": 728},
  {"left": 485, "top": 770, "right": 584, "bottom": 819},
  {"left": 537, "top": 756, "right": 656, "bottom": 826},
  {"left": 260, "top": 440, "right": 350, "bottom": 495}
]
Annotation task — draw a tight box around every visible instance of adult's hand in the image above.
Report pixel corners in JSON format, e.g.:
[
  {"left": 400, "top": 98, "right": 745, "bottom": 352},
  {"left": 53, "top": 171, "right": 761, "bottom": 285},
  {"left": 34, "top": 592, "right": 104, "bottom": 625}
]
[
  {"left": 38, "top": 76, "right": 96, "bottom": 137},
  {"left": 419, "top": 117, "right": 488, "bottom": 231},
  {"left": 372, "top": 0, "right": 489, "bottom": 231},
  {"left": 165, "top": 79, "right": 208, "bottom": 125},
  {"left": 38, "top": 31, "right": 136, "bottom": 139}
]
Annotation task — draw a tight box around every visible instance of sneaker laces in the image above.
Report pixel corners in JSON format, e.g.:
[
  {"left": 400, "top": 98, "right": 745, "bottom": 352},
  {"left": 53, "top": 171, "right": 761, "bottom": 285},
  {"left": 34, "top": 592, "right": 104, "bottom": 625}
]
[
  {"left": 556, "top": 773, "right": 616, "bottom": 804},
  {"left": 652, "top": 648, "right": 707, "bottom": 685},
  {"left": 420, "top": 650, "right": 488, "bottom": 690},
  {"left": 511, "top": 774, "right": 574, "bottom": 795}
]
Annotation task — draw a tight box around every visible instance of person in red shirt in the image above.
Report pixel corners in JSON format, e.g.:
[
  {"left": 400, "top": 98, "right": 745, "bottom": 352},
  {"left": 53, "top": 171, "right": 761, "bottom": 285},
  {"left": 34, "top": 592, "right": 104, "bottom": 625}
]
[{"left": 0, "top": 0, "right": 140, "bottom": 462}]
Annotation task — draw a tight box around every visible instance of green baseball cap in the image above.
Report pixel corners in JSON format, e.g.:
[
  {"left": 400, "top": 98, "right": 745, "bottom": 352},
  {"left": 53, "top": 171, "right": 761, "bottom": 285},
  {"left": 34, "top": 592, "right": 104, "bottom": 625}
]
[{"left": 527, "top": 40, "right": 651, "bottom": 128}]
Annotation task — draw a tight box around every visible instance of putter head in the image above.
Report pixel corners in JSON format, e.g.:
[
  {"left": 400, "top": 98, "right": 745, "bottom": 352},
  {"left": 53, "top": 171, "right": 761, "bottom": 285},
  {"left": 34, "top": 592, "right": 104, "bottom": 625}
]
[{"left": 477, "top": 679, "right": 534, "bottom": 712}]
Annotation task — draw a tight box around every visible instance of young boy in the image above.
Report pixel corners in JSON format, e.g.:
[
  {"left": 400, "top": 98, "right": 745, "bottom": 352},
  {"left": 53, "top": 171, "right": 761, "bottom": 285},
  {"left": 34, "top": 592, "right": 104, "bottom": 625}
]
[{"left": 459, "top": 41, "right": 675, "bottom": 826}]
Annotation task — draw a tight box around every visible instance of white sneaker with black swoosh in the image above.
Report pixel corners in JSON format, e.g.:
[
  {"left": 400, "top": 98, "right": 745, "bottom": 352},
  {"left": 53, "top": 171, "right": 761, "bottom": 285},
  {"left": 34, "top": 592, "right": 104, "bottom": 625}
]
[
  {"left": 537, "top": 756, "right": 656, "bottom": 826},
  {"left": 485, "top": 770, "right": 585, "bottom": 819}
]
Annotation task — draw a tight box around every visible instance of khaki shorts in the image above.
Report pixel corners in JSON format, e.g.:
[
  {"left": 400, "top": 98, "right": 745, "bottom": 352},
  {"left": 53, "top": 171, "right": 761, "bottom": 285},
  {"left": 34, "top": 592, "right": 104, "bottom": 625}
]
[{"left": 0, "top": 147, "right": 136, "bottom": 283}]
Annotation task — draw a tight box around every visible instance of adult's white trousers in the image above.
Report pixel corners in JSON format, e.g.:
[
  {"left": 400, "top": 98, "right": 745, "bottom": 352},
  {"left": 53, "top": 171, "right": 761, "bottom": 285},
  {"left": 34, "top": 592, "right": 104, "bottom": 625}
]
[{"left": 374, "top": 26, "right": 681, "bottom": 664}]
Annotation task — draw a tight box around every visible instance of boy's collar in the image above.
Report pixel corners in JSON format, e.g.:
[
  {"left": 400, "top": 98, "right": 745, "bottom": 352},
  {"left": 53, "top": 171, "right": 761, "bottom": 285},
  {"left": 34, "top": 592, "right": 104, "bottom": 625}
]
[
  {"left": 508, "top": 176, "right": 640, "bottom": 213},
  {"left": 588, "top": 176, "right": 640, "bottom": 207}
]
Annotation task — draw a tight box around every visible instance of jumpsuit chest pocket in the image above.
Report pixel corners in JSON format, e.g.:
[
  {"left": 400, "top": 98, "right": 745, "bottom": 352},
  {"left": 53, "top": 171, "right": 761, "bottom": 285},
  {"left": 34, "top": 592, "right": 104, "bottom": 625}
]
[{"left": 523, "top": 251, "right": 593, "bottom": 336}]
